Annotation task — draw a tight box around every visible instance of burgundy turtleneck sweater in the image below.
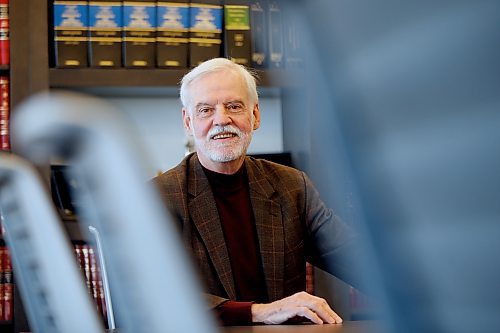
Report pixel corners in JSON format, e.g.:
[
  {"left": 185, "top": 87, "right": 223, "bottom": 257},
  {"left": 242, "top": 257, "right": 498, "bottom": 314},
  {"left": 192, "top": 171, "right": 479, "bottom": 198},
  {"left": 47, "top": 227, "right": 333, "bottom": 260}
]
[{"left": 202, "top": 165, "right": 268, "bottom": 325}]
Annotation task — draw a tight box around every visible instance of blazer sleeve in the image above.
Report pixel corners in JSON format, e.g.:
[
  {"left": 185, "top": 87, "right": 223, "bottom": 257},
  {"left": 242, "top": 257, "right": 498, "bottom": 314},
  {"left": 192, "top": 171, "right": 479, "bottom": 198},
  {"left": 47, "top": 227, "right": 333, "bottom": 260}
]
[{"left": 302, "top": 172, "right": 367, "bottom": 292}]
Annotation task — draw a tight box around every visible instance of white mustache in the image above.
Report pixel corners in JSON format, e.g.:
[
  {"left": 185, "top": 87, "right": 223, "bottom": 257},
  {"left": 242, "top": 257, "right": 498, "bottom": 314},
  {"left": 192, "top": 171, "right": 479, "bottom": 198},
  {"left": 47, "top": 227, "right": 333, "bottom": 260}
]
[{"left": 208, "top": 126, "right": 242, "bottom": 140}]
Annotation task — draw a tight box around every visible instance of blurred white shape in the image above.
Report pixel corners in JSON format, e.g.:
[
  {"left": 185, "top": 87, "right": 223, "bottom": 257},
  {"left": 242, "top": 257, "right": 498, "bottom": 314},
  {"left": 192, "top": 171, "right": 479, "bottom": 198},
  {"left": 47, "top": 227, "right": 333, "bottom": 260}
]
[{"left": 12, "top": 91, "right": 217, "bottom": 333}]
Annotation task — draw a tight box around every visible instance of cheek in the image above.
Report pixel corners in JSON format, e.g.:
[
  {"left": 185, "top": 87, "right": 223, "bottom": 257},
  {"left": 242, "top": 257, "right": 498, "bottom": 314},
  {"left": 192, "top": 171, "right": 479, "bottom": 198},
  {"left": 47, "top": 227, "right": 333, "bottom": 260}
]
[
  {"left": 192, "top": 120, "right": 211, "bottom": 137},
  {"left": 238, "top": 118, "right": 254, "bottom": 133}
]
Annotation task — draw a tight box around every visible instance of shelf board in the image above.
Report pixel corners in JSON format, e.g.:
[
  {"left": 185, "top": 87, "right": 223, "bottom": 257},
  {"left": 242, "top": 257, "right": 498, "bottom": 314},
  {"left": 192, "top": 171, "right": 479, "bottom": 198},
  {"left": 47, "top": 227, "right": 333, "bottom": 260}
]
[{"left": 49, "top": 68, "right": 303, "bottom": 88}]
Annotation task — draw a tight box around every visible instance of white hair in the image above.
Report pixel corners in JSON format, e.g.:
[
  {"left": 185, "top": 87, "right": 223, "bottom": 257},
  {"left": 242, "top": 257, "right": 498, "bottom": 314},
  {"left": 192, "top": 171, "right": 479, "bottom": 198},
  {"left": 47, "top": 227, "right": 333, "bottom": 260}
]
[{"left": 179, "top": 58, "right": 259, "bottom": 111}]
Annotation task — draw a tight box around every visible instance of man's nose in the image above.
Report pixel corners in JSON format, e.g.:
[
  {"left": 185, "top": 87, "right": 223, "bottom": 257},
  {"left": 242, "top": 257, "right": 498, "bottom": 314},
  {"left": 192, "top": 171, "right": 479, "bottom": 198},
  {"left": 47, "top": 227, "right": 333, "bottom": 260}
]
[{"left": 213, "top": 105, "right": 232, "bottom": 126}]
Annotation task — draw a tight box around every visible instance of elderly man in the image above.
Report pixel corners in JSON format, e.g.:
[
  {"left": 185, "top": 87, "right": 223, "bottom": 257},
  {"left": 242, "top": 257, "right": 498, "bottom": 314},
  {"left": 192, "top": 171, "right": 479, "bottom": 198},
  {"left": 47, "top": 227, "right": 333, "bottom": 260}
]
[{"left": 153, "top": 58, "right": 362, "bottom": 325}]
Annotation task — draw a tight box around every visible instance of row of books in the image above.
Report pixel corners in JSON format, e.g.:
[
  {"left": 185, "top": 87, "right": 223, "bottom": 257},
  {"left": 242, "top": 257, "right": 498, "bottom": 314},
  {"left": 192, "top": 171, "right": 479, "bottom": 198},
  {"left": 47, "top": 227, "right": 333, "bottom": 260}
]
[
  {"left": 0, "top": 76, "right": 9, "bottom": 152},
  {"left": 74, "top": 242, "right": 109, "bottom": 327},
  {"left": 0, "top": 246, "right": 13, "bottom": 322},
  {"left": 0, "top": 0, "right": 8, "bottom": 66},
  {"left": 52, "top": 0, "right": 303, "bottom": 69}
]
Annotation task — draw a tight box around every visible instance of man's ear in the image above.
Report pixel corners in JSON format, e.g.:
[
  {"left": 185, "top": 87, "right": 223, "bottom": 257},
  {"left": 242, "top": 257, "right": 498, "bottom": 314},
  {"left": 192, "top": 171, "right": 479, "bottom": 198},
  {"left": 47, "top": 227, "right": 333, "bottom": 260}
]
[
  {"left": 252, "top": 103, "right": 261, "bottom": 130},
  {"left": 182, "top": 108, "right": 193, "bottom": 135}
]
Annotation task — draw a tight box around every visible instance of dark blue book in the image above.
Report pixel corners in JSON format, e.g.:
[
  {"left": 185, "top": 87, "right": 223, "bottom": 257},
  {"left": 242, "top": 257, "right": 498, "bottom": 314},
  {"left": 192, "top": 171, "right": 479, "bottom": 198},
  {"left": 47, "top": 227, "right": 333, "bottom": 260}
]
[
  {"left": 249, "top": 0, "right": 267, "bottom": 68},
  {"left": 267, "top": 0, "right": 283, "bottom": 69},
  {"left": 282, "top": 2, "right": 304, "bottom": 69}
]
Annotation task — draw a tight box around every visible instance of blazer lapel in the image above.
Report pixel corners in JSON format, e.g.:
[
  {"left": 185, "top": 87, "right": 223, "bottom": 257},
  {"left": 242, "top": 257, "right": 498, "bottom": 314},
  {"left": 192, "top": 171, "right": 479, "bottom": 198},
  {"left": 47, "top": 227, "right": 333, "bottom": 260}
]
[
  {"left": 187, "top": 156, "right": 236, "bottom": 300},
  {"left": 246, "top": 158, "right": 285, "bottom": 301}
]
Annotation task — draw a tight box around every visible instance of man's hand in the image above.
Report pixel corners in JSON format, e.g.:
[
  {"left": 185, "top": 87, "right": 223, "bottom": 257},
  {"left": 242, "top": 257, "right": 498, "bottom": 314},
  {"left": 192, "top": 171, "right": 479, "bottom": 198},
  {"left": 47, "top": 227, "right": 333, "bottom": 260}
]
[{"left": 251, "top": 291, "right": 343, "bottom": 325}]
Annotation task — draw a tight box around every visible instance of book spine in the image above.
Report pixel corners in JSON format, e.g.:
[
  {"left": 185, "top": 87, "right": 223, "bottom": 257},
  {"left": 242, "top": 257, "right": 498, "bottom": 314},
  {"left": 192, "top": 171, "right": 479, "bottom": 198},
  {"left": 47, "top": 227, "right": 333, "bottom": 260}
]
[
  {"left": 282, "top": 4, "right": 303, "bottom": 69},
  {"left": 249, "top": 0, "right": 266, "bottom": 68},
  {"left": 53, "top": 0, "right": 89, "bottom": 67},
  {"left": 267, "top": 0, "right": 282, "bottom": 69},
  {"left": 0, "top": 0, "right": 9, "bottom": 66},
  {"left": 2, "top": 246, "right": 12, "bottom": 322},
  {"left": 0, "top": 245, "right": 4, "bottom": 321},
  {"left": 90, "top": 246, "right": 108, "bottom": 325},
  {"left": 80, "top": 244, "right": 93, "bottom": 295},
  {"left": 88, "top": 0, "right": 123, "bottom": 67},
  {"left": 223, "top": 0, "right": 251, "bottom": 66},
  {"left": 189, "top": 0, "right": 222, "bottom": 67},
  {"left": 88, "top": 247, "right": 102, "bottom": 316},
  {"left": 156, "top": 0, "right": 189, "bottom": 68},
  {"left": 0, "top": 76, "right": 9, "bottom": 152},
  {"left": 305, "top": 262, "right": 314, "bottom": 295},
  {"left": 123, "top": 0, "right": 156, "bottom": 68}
]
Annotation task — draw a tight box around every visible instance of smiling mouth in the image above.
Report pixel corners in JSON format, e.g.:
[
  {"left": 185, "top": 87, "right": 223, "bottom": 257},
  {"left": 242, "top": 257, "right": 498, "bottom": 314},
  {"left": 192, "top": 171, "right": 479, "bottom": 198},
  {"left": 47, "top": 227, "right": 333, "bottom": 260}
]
[{"left": 212, "top": 132, "right": 237, "bottom": 140}]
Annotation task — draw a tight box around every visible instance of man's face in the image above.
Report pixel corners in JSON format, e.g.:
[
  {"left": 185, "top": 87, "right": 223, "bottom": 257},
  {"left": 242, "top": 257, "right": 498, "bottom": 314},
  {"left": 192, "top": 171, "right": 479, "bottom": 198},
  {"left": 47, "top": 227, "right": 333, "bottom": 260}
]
[{"left": 182, "top": 70, "right": 260, "bottom": 171}]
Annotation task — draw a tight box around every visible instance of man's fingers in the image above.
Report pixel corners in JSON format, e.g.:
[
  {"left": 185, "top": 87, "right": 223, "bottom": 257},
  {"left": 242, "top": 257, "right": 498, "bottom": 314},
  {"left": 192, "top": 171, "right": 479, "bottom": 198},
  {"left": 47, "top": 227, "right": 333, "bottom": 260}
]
[
  {"left": 296, "top": 306, "right": 323, "bottom": 324},
  {"left": 301, "top": 294, "right": 343, "bottom": 324},
  {"left": 251, "top": 292, "right": 343, "bottom": 325}
]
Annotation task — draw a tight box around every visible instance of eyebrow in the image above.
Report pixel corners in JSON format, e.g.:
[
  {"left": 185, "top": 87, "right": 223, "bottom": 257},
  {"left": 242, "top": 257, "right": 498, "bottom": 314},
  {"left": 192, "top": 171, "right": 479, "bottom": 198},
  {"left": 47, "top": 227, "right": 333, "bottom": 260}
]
[
  {"left": 225, "top": 100, "right": 244, "bottom": 105},
  {"left": 194, "top": 103, "right": 213, "bottom": 109},
  {"left": 194, "top": 100, "right": 245, "bottom": 108}
]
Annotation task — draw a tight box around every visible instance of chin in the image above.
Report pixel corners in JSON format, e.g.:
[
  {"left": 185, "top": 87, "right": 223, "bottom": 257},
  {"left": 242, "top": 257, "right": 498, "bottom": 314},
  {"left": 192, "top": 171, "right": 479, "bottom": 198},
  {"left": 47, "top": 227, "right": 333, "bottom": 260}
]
[
  {"left": 207, "top": 148, "right": 246, "bottom": 163},
  {"left": 209, "top": 153, "right": 241, "bottom": 163}
]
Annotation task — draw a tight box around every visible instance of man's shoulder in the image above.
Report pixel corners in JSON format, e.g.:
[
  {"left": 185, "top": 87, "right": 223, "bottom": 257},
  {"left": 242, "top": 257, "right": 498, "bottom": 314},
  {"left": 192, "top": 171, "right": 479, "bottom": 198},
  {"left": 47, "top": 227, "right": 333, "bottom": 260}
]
[
  {"left": 246, "top": 156, "right": 304, "bottom": 185},
  {"left": 152, "top": 154, "right": 192, "bottom": 188}
]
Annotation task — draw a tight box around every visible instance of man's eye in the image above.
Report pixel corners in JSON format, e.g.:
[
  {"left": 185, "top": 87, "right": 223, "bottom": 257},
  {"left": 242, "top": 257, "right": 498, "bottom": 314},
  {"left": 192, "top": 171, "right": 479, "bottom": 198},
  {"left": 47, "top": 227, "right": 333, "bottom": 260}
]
[
  {"left": 227, "top": 104, "right": 244, "bottom": 112},
  {"left": 197, "top": 108, "right": 213, "bottom": 116}
]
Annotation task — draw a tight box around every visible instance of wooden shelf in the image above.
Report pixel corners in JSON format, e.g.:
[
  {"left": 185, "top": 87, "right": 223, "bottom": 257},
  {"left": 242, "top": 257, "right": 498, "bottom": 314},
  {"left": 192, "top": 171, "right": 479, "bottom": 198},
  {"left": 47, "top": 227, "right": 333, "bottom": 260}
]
[{"left": 49, "top": 68, "right": 303, "bottom": 88}]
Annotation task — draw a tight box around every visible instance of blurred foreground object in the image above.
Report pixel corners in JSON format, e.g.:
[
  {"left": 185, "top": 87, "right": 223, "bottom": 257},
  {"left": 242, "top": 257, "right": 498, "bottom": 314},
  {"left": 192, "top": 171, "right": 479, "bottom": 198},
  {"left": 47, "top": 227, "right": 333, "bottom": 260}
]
[
  {"left": 12, "top": 91, "right": 217, "bottom": 333},
  {"left": 0, "top": 152, "right": 104, "bottom": 333},
  {"left": 289, "top": 1, "right": 500, "bottom": 332}
]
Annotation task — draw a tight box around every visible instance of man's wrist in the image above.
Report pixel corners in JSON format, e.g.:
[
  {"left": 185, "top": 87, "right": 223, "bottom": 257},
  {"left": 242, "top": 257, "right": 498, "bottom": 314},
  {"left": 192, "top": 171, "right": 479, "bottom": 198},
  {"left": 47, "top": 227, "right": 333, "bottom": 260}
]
[{"left": 251, "top": 303, "right": 269, "bottom": 323}]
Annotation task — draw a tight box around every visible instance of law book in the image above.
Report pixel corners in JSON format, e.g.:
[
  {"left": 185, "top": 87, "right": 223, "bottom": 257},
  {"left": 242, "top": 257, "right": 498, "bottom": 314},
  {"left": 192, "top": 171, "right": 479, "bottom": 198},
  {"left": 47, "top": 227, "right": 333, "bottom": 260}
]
[
  {"left": 89, "top": 246, "right": 108, "bottom": 325},
  {"left": 267, "top": 0, "right": 283, "bottom": 69},
  {"left": 156, "top": 0, "right": 189, "bottom": 68},
  {"left": 249, "top": 0, "right": 267, "bottom": 68},
  {"left": 223, "top": 0, "right": 251, "bottom": 66},
  {"left": 0, "top": 0, "right": 9, "bottom": 66},
  {"left": 74, "top": 242, "right": 108, "bottom": 326},
  {"left": 88, "top": 0, "right": 123, "bottom": 67},
  {"left": 75, "top": 243, "right": 93, "bottom": 295},
  {"left": 189, "top": 0, "right": 223, "bottom": 67},
  {"left": 2, "top": 246, "right": 12, "bottom": 322},
  {"left": 0, "top": 282, "right": 3, "bottom": 321},
  {"left": 282, "top": 3, "right": 303, "bottom": 69},
  {"left": 88, "top": 247, "right": 102, "bottom": 316},
  {"left": 0, "top": 76, "right": 9, "bottom": 152},
  {"left": 305, "top": 262, "right": 314, "bottom": 295},
  {"left": 53, "top": 0, "right": 89, "bottom": 67},
  {"left": 123, "top": 0, "right": 156, "bottom": 68},
  {"left": 82, "top": 244, "right": 93, "bottom": 296},
  {"left": 0, "top": 245, "right": 4, "bottom": 321}
]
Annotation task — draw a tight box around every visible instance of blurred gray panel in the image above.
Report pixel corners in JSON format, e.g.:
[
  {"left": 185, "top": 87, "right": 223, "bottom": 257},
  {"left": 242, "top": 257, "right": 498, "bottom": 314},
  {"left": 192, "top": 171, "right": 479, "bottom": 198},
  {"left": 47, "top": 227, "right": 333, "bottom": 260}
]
[
  {"left": 287, "top": 1, "right": 500, "bottom": 332},
  {"left": 0, "top": 153, "right": 104, "bottom": 333},
  {"left": 12, "top": 91, "right": 217, "bottom": 333}
]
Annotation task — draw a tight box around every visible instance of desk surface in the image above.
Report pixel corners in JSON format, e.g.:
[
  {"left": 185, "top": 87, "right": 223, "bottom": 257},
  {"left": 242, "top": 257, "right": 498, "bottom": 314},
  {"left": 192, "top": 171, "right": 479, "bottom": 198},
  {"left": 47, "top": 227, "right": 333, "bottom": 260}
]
[{"left": 223, "top": 321, "right": 385, "bottom": 333}]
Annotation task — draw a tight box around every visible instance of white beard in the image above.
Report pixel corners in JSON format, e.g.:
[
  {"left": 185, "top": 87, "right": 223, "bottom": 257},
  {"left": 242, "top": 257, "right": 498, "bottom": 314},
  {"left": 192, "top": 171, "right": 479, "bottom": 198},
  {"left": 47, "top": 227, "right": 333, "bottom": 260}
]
[{"left": 199, "top": 125, "right": 253, "bottom": 163}]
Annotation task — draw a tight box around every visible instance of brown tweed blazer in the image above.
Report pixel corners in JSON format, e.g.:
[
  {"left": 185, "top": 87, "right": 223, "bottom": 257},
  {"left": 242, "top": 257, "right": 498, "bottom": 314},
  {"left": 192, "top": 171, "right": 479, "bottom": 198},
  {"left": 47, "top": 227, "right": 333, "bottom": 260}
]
[{"left": 152, "top": 153, "right": 360, "bottom": 308}]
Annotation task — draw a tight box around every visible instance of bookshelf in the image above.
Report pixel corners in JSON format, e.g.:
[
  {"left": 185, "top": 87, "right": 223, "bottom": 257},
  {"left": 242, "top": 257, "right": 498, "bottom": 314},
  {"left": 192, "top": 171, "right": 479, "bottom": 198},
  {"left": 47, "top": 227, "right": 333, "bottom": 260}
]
[
  {"left": 49, "top": 68, "right": 301, "bottom": 88},
  {"left": 9, "top": 0, "right": 298, "bottom": 109}
]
